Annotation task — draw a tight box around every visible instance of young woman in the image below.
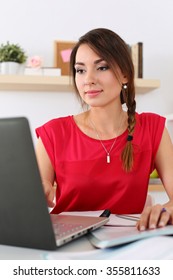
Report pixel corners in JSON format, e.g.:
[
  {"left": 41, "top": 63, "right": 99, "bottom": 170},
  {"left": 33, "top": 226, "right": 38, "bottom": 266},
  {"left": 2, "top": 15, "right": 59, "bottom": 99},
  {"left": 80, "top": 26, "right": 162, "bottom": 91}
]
[{"left": 36, "top": 28, "right": 173, "bottom": 231}]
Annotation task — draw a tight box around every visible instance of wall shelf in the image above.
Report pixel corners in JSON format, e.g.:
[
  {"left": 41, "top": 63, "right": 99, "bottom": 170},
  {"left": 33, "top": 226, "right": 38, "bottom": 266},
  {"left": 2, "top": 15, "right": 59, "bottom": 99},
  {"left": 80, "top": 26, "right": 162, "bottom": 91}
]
[
  {"left": 0, "top": 75, "right": 160, "bottom": 93},
  {"left": 149, "top": 178, "right": 164, "bottom": 192},
  {"left": 0, "top": 75, "right": 72, "bottom": 92},
  {"left": 135, "top": 79, "right": 160, "bottom": 94}
]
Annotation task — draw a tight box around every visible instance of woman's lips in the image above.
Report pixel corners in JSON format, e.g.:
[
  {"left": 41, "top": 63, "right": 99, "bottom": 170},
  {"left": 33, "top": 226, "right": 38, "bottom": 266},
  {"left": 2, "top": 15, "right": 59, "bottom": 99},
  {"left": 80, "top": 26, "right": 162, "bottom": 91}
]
[{"left": 85, "top": 90, "right": 102, "bottom": 97}]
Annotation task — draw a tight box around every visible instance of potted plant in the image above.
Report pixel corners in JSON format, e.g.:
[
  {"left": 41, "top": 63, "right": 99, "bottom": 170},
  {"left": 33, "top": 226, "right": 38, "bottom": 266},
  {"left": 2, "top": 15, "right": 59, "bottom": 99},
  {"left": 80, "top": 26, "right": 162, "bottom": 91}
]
[{"left": 0, "top": 41, "right": 27, "bottom": 74}]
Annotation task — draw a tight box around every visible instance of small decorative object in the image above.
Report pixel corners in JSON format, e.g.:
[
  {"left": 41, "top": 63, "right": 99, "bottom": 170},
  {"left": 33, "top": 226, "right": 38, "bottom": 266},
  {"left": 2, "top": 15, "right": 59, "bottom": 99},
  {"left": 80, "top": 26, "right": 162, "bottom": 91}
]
[
  {"left": 27, "top": 55, "right": 43, "bottom": 68},
  {"left": 25, "top": 55, "right": 43, "bottom": 75},
  {"left": 0, "top": 41, "right": 27, "bottom": 74}
]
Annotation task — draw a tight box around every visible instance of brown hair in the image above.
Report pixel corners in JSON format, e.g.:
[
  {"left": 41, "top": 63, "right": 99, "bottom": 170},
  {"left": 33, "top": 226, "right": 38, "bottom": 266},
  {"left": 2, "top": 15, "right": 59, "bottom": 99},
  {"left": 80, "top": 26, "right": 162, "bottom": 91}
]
[{"left": 70, "top": 28, "right": 136, "bottom": 171}]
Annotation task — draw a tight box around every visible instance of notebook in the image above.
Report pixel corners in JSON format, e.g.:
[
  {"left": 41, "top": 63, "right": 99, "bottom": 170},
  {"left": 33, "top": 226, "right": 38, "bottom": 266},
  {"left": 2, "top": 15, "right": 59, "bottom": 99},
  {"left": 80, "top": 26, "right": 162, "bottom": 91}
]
[
  {"left": 88, "top": 214, "right": 173, "bottom": 249},
  {"left": 0, "top": 117, "right": 109, "bottom": 250}
]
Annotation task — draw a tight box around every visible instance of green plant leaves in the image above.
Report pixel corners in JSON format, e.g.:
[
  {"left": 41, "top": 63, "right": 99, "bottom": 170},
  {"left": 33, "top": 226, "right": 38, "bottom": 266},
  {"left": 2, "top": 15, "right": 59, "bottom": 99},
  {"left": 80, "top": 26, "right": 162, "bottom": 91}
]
[{"left": 0, "top": 41, "right": 27, "bottom": 64}]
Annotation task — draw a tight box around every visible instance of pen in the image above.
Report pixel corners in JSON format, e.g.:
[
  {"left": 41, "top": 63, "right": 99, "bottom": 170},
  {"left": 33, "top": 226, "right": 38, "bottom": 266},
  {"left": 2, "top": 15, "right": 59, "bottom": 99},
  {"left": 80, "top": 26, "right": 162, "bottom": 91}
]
[
  {"left": 115, "top": 214, "right": 139, "bottom": 222},
  {"left": 100, "top": 209, "right": 111, "bottom": 217}
]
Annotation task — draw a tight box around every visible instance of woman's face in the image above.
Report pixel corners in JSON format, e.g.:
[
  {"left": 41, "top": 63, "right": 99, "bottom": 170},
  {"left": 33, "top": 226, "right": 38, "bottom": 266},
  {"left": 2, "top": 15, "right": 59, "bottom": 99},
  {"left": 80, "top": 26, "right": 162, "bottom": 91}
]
[{"left": 74, "top": 44, "right": 127, "bottom": 108}]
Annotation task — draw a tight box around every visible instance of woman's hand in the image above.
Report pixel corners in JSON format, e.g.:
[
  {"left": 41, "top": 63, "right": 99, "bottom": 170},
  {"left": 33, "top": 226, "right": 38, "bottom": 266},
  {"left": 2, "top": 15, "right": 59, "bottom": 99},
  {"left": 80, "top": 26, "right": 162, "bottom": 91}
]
[
  {"left": 42, "top": 179, "right": 56, "bottom": 208},
  {"left": 137, "top": 204, "right": 173, "bottom": 231}
]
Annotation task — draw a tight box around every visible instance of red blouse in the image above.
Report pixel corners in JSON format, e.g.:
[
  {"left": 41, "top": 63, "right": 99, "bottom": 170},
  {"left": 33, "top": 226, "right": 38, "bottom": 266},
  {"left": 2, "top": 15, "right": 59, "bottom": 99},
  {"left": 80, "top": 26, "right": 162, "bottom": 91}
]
[{"left": 36, "top": 113, "right": 165, "bottom": 214}]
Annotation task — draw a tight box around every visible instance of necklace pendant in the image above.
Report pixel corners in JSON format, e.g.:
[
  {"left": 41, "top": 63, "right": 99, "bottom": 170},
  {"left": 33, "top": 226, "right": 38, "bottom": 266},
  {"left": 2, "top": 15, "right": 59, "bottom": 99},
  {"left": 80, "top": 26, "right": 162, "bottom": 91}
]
[{"left": 107, "top": 154, "right": 110, "bottom": 163}]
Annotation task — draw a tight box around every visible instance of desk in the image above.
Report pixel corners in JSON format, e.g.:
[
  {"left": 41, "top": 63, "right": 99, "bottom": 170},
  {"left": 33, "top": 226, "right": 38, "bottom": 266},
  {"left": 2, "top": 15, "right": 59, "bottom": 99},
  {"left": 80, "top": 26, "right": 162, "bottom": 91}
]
[
  {"left": 1, "top": 202, "right": 173, "bottom": 280},
  {"left": 1, "top": 232, "right": 173, "bottom": 260},
  {"left": 0, "top": 191, "right": 172, "bottom": 260}
]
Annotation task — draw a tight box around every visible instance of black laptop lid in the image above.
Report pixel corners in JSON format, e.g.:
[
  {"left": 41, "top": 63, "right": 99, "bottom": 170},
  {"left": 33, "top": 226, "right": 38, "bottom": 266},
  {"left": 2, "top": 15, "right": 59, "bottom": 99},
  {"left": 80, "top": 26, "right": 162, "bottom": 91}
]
[{"left": 0, "top": 117, "right": 56, "bottom": 250}]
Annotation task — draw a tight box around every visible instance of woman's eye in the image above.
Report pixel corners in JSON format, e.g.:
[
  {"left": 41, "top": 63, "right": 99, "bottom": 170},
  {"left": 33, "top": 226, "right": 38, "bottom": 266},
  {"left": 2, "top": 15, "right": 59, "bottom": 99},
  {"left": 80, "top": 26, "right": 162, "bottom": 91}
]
[
  {"left": 75, "top": 68, "right": 85, "bottom": 74},
  {"left": 97, "top": 65, "right": 109, "bottom": 71}
]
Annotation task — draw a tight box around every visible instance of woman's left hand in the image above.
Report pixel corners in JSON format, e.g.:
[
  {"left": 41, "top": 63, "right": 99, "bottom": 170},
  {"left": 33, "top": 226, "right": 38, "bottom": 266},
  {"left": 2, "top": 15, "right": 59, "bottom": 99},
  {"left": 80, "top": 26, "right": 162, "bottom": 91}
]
[{"left": 137, "top": 204, "right": 173, "bottom": 231}]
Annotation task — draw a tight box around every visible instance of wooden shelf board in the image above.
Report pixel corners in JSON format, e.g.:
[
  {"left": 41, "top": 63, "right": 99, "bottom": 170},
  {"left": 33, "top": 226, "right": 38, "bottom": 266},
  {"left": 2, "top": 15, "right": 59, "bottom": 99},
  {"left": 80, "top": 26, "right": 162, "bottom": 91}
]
[
  {"left": 148, "top": 184, "right": 164, "bottom": 192},
  {"left": 0, "top": 75, "right": 160, "bottom": 93},
  {"left": 148, "top": 178, "right": 164, "bottom": 192},
  {"left": 135, "top": 78, "right": 160, "bottom": 94},
  {"left": 0, "top": 75, "right": 73, "bottom": 92}
]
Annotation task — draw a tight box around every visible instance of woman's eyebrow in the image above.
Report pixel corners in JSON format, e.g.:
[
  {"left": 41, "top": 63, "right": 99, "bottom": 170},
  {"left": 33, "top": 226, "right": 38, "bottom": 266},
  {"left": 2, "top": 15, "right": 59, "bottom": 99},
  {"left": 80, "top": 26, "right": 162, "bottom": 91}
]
[
  {"left": 74, "top": 62, "right": 85, "bottom": 66},
  {"left": 94, "top": 58, "right": 104, "bottom": 64},
  {"left": 75, "top": 58, "right": 105, "bottom": 67}
]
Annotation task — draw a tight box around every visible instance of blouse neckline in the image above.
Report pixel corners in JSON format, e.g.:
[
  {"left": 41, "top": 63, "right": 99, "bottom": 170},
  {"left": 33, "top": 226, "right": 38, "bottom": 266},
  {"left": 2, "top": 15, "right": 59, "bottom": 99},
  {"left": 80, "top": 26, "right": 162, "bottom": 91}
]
[{"left": 70, "top": 115, "right": 128, "bottom": 143}]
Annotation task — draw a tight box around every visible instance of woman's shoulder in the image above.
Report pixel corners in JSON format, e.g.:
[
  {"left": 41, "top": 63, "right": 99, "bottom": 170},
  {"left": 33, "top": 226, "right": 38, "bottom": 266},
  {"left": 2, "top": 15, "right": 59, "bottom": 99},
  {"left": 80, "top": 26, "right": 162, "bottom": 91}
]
[
  {"left": 136, "top": 112, "right": 166, "bottom": 125},
  {"left": 36, "top": 116, "right": 74, "bottom": 138},
  {"left": 135, "top": 112, "right": 166, "bottom": 137},
  {"left": 43, "top": 115, "right": 73, "bottom": 128}
]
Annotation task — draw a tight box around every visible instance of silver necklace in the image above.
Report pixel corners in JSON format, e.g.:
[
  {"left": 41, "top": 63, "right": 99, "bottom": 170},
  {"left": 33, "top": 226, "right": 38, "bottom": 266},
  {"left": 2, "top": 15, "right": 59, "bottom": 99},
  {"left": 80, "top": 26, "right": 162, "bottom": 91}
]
[{"left": 90, "top": 113, "right": 124, "bottom": 164}]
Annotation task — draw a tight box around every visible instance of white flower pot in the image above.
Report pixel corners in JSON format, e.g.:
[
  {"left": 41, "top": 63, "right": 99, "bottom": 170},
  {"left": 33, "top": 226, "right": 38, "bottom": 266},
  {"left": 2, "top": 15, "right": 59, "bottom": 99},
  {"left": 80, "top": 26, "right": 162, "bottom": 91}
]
[{"left": 0, "top": 62, "right": 25, "bottom": 75}]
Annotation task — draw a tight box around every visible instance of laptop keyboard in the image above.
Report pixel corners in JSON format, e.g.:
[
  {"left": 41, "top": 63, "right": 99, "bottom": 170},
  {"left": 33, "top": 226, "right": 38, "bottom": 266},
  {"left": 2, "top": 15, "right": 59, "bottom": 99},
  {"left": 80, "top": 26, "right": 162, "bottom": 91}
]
[{"left": 53, "top": 222, "right": 84, "bottom": 238}]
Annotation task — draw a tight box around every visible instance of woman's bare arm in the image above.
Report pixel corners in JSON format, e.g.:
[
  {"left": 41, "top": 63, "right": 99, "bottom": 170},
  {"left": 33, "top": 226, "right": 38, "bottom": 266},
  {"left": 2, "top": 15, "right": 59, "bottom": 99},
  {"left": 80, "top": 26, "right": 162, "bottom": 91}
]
[{"left": 35, "top": 138, "right": 55, "bottom": 207}]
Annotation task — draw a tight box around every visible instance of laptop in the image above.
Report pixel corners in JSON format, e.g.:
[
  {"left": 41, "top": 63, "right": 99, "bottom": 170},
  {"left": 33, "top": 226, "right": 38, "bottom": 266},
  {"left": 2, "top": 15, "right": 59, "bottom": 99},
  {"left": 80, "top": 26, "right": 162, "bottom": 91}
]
[{"left": 0, "top": 117, "right": 109, "bottom": 250}]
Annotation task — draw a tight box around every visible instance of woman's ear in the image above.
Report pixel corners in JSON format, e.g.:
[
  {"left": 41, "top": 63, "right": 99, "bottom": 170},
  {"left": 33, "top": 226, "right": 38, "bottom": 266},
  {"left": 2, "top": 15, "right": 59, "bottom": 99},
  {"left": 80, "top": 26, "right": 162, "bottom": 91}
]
[{"left": 122, "top": 75, "right": 128, "bottom": 84}]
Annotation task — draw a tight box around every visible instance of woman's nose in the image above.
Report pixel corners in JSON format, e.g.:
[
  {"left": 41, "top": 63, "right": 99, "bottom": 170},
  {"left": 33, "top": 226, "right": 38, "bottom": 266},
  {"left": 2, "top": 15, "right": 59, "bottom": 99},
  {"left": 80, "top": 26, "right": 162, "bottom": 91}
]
[{"left": 84, "top": 71, "right": 96, "bottom": 85}]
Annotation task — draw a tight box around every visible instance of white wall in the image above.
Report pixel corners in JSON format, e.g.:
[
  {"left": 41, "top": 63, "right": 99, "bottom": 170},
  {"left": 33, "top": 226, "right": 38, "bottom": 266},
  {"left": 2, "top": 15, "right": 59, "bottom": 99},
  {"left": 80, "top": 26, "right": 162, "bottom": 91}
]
[{"left": 0, "top": 0, "right": 173, "bottom": 142}]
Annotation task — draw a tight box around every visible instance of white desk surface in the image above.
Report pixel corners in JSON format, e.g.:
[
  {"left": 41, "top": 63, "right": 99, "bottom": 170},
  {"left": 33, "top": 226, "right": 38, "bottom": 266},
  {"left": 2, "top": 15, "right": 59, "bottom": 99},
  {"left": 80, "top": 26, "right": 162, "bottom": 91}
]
[
  {"left": 1, "top": 205, "right": 173, "bottom": 260},
  {"left": 1, "top": 233, "right": 173, "bottom": 260}
]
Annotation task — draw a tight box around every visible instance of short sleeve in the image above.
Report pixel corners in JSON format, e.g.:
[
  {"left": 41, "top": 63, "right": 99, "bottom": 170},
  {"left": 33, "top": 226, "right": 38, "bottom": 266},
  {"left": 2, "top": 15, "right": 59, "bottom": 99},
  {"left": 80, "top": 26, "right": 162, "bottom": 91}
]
[
  {"left": 36, "top": 122, "right": 56, "bottom": 169},
  {"left": 137, "top": 113, "right": 165, "bottom": 173},
  {"left": 147, "top": 113, "right": 166, "bottom": 159}
]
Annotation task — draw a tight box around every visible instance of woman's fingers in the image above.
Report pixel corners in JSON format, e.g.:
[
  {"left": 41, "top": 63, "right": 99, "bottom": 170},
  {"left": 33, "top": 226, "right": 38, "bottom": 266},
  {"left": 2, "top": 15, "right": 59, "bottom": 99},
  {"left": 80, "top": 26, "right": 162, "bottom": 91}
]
[
  {"left": 42, "top": 180, "right": 56, "bottom": 208},
  {"left": 47, "top": 187, "right": 56, "bottom": 208},
  {"left": 137, "top": 204, "right": 172, "bottom": 231},
  {"left": 157, "top": 207, "right": 172, "bottom": 227}
]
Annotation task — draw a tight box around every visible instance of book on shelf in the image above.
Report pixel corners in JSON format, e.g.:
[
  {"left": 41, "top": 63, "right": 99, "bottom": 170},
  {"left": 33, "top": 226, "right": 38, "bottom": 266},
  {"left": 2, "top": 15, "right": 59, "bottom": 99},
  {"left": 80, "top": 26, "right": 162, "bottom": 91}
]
[
  {"left": 25, "top": 67, "right": 61, "bottom": 76},
  {"left": 130, "top": 42, "right": 143, "bottom": 79}
]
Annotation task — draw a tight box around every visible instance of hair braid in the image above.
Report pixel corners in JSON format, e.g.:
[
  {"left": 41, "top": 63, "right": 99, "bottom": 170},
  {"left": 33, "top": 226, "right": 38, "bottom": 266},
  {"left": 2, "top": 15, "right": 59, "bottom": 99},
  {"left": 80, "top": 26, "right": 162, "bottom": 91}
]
[{"left": 121, "top": 86, "right": 136, "bottom": 171}]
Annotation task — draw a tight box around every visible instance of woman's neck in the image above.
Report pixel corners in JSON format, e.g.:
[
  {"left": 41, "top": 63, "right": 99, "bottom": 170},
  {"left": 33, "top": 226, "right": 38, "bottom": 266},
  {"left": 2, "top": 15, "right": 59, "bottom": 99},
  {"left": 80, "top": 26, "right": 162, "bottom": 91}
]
[{"left": 86, "top": 107, "right": 127, "bottom": 139}]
